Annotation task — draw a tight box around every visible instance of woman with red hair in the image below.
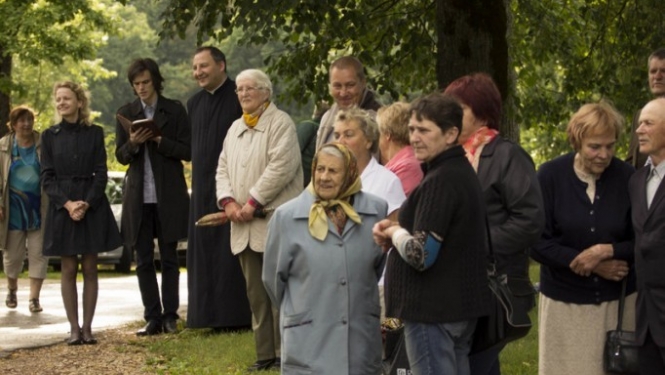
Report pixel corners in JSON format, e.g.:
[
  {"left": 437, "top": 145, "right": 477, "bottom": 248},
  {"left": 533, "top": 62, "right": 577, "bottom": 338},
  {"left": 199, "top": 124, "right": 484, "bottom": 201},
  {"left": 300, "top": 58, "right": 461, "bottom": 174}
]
[{"left": 444, "top": 73, "right": 545, "bottom": 375}]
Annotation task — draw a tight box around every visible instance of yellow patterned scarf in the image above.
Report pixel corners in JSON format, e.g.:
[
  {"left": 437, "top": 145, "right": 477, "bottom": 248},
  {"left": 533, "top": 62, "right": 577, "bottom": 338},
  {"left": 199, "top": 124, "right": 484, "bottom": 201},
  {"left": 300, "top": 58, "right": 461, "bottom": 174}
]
[
  {"left": 242, "top": 101, "right": 270, "bottom": 128},
  {"left": 308, "top": 143, "right": 362, "bottom": 241}
]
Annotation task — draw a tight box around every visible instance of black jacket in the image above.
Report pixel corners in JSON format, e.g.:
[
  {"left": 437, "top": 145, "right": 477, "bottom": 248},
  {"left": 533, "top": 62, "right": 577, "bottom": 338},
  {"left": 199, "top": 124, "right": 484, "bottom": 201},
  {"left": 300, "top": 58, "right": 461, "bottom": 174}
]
[
  {"left": 477, "top": 136, "right": 545, "bottom": 277},
  {"left": 115, "top": 96, "right": 191, "bottom": 246}
]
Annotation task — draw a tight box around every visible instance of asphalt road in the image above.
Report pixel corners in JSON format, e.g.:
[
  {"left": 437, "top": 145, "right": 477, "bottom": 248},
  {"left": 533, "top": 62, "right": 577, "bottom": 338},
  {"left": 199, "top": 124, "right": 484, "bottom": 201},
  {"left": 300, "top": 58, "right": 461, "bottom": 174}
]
[{"left": 0, "top": 271, "right": 188, "bottom": 356}]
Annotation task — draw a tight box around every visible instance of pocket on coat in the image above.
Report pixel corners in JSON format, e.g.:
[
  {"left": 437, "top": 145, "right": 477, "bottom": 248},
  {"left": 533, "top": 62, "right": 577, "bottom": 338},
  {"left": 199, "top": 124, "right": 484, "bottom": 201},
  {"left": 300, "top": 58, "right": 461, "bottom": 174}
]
[
  {"left": 281, "top": 362, "right": 314, "bottom": 375},
  {"left": 282, "top": 310, "right": 314, "bottom": 370}
]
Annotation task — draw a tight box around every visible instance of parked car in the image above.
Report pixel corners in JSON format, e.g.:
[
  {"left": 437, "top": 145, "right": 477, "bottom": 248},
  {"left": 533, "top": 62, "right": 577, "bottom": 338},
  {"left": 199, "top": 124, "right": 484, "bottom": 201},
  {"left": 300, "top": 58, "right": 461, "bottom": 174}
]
[{"left": 106, "top": 171, "right": 192, "bottom": 273}]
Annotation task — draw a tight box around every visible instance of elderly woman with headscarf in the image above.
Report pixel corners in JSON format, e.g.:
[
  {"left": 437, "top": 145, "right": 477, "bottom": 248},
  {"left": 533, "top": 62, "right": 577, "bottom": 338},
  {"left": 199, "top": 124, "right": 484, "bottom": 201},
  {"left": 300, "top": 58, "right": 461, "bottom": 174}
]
[
  {"left": 215, "top": 69, "right": 303, "bottom": 371},
  {"left": 263, "top": 143, "right": 387, "bottom": 375}
]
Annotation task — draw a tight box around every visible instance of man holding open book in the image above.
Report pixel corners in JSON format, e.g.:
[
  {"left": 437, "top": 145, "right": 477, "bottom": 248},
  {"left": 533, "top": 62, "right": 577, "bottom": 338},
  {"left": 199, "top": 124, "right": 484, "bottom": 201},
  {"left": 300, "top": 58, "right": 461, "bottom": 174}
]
[{"left": 115, "top": 58, "right": 191, "bottom": 336}]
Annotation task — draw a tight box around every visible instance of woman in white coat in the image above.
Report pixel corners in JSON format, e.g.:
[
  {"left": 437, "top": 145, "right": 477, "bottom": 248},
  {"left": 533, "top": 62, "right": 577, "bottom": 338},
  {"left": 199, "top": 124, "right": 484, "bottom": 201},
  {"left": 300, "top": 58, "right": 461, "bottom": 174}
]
[{"left": 263, "top": 143, "right": 387, "bottom": 375}]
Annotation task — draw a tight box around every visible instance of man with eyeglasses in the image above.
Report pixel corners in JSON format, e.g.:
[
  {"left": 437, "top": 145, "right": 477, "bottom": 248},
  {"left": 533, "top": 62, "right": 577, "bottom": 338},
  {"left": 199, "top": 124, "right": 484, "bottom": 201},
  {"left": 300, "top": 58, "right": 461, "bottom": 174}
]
[
  {"left": 186, "top": 46, "right": 252, "bottom": 332},
  {"left": 315, "top": 56, "right": 382, "bottom": 150}
]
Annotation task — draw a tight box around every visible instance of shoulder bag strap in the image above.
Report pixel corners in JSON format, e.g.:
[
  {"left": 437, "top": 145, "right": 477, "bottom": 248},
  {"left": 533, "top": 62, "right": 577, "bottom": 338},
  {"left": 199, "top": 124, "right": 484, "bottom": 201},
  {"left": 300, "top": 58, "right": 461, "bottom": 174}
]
[{"left": 616, "top": 278, "right": 627, "bottom": 331}]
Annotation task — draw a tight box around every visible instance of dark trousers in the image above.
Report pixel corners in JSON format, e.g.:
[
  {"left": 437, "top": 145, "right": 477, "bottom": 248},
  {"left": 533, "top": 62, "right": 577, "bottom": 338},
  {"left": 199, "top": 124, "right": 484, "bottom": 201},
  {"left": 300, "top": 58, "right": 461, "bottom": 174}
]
[
  {"left": 639, "top": 330, "right": 665, "bottom": 375},
  {"left": 136, "top": 204, "right": 180, "bottom": 322},
  {"left": 469, "top": 344, "right": 503, "bottom": 375}
]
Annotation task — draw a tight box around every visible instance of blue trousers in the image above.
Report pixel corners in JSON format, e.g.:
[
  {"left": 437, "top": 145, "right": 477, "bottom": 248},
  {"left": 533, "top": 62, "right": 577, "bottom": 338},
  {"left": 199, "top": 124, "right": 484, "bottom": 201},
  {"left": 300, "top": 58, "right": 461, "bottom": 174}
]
[{"left": 404, "top": 319, "right": 477, "bottom": 375}]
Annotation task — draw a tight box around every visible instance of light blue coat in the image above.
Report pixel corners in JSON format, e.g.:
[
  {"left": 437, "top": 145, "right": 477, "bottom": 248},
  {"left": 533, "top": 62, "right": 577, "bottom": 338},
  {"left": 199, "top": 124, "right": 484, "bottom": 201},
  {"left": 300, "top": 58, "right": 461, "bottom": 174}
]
[{"left": 263, "top": 190, "right": 387, "bottom": 375}]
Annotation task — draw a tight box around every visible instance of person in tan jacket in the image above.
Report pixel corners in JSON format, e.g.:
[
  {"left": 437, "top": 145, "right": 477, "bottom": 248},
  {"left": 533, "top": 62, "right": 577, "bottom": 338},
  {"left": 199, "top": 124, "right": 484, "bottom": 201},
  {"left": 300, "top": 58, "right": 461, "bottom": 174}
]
[
  {"left": 216, "top": 68, "right": 303, "bottom": 372},
  {"left": 0, "top": 106, "right": 49, "bottom": 314}
]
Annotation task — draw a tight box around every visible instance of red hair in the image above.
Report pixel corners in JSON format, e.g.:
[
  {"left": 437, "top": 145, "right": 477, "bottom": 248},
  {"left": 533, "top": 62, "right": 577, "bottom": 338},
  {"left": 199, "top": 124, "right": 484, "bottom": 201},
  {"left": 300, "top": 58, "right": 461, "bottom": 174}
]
[{"left": 443, "top": 73, "right": 502, "bottom": 131}]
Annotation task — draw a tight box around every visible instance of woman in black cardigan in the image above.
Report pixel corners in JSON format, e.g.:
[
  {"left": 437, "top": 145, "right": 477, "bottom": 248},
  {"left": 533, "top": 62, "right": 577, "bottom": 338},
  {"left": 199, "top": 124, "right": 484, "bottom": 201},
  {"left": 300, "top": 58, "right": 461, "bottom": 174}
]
[
  {"left": 531, "top": 101, "right": 636, "bottom": 375},
  {"left": 373, "top": 93, "right": 490, "bottom": 375}
]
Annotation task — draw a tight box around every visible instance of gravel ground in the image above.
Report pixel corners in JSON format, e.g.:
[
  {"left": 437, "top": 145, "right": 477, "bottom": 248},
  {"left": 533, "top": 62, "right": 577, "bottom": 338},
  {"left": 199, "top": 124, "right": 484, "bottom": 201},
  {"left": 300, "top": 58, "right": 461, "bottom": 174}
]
[{"left": 0, "top": 326, "right": 153, "bottom": 375}]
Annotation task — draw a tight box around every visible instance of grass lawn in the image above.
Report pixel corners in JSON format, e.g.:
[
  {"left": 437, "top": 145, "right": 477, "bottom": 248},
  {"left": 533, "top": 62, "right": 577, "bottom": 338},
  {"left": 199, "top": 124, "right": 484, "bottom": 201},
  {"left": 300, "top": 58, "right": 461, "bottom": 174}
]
[
  {"left": 2, "top": 263, "right": 542, "bottom": 374},
  {"left": 135, "top": 263, "right": 543, "bottom": 374}
]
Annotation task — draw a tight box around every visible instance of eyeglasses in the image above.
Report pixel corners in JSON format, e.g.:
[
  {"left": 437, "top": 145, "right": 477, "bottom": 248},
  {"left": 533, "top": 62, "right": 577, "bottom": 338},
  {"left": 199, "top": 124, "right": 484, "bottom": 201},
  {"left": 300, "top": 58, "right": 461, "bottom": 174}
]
[
  {"left": 330, "top": 82, "right": 358, "bottom": 92},
  {"left": 235, "top": 86, "right": 264, "bottom": 94}
]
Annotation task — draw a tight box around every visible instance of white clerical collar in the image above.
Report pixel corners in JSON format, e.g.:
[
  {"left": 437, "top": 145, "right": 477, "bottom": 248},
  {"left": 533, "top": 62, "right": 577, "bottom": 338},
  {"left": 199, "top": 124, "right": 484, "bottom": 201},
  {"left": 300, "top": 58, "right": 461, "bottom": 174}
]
[{"left": 206, "top": 77, "right": 228, "bottom": 95}]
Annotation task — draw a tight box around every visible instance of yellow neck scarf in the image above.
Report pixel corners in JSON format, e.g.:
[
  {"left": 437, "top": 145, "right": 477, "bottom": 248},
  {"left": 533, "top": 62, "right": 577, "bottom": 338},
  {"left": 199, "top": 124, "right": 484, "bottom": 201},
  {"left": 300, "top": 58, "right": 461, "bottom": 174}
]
[
  {"left": 243, "top": 101, "right": 270, "bottom": 128},
  {"left": 307, "top": 143, "right": 363, "bottom": 241}
]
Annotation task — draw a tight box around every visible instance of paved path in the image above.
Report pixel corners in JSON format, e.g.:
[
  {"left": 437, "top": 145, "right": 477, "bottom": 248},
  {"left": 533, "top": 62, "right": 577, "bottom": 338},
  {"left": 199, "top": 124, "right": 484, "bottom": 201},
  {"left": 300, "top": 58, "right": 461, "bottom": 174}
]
[{"left": 0, "top": 271, "right": 188, "bottom": 355}]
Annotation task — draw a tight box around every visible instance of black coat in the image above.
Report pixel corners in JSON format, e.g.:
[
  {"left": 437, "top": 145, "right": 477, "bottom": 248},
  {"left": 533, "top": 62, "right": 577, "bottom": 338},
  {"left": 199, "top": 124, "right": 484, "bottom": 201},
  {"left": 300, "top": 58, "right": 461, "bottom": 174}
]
[
  {"left": 477, "top": 136, "right": 545, "bottom": 277},
  {"left": 115, "top": 96, "right": 191, "bottom": 246},
  {"left": 629, "top": 165, "right": 665, "bottom": 347},
  {"left": 41, "top": 121, "right": 122, "bottom": 256}
]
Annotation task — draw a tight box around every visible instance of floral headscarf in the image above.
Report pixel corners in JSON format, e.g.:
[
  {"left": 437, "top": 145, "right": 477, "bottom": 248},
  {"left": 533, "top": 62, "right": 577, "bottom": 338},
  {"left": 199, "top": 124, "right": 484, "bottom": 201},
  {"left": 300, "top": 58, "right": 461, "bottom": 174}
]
[{"left": 307, "top": 143, "right": 362, "bottom": 241}]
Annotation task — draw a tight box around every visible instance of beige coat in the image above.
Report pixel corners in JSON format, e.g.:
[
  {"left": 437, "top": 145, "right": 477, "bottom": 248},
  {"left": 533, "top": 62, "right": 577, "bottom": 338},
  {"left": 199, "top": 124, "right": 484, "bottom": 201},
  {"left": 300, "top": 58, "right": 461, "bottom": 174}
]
[
  {"left": 216, "top": 102, "right": 303, "bottom": 254},
  {"left": 0, "top": 131, "right": 49, "bottom": 249}
]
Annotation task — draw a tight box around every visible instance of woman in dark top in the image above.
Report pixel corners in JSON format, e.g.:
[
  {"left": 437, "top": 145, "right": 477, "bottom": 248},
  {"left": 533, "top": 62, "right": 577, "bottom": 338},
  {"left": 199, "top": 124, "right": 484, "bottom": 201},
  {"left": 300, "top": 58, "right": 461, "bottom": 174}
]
[
  {"left": 373, "top": 93, "right": 490, "bottom": 375},
  {"left": 444, "top": 73, "right": 544, "bottom": 375},
  {"left": 531, "top": 101, "right": 635, "bottom": 374},
  {"left": 41, "top": 81, "right": 122, "bottom": 345}
]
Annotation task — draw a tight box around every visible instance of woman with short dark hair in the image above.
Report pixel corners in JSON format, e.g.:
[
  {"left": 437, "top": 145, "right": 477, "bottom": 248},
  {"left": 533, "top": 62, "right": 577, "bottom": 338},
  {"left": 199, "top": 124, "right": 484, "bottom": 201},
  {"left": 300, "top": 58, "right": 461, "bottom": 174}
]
[{"left": 374, "top": 93, "right": 490, "bottom": 375}]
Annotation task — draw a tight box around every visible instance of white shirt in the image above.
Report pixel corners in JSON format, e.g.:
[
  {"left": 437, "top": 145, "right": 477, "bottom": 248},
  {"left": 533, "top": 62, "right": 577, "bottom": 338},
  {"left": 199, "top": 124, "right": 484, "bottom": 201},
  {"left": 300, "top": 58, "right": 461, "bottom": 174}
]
[
  {"left": 647, "top": 161, "right": 665, "bottom": 208},
  {"left": 360, "top": 157, "right": 406, "bottom": 215},
  {"left": 141, "top": 100, "right": 157, "bottom": 204}
]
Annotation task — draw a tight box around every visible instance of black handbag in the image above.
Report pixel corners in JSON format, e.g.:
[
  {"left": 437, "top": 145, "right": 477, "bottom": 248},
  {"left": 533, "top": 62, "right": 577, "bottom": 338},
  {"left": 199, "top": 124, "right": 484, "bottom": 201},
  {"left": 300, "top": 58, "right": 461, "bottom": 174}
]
[
  {"left": 603, "top": 279, "right": 639, "bottom": 374},
  {"left": 381, "top": 324, "right": 410, "bottom": 375},
  {"left": 470, "top": 217, "right": 535, "bottom": 354}
]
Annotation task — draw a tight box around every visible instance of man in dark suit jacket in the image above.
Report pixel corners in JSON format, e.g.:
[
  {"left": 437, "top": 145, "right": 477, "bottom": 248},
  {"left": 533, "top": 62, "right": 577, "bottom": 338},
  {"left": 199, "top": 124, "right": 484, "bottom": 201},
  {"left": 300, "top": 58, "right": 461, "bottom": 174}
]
[
  {"left": 115, "top": 58, "right": 191, "bottom": 336},
  {"left": 629, "top": 97, "right": 665, "bottom": 374}
]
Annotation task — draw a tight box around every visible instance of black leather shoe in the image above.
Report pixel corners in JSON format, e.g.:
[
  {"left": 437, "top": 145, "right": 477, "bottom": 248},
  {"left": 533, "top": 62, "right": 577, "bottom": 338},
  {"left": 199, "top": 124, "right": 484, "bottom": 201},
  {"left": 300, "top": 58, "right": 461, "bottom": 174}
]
[
  {"left": 247, "top": 358, "right": 275, "bottom": 372},
  {"left": 136, "top": 320, "right": 162, "bottom": 336},
  {"left": 163, "top": 319, "right": 178, "bottom": 334},
  {"left": 270, "top": 358, "right": 281, "bottom": 370}
]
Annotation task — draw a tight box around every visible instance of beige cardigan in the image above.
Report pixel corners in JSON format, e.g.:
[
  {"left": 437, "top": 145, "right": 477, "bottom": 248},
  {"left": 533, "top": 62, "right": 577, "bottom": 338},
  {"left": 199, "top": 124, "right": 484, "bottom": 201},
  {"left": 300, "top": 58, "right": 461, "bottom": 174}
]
[
  {"left": 215, "top": 102, "right": 303, "bottom": 254},
  {"left": 0, "top": 131, "right": 49, "bottom": 249}
]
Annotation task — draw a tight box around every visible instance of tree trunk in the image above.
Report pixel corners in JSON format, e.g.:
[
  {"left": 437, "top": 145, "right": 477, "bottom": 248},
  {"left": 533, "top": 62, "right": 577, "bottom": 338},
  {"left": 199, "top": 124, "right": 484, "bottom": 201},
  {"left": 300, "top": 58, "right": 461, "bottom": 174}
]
[
  {"left": 436, "top": 0, "right": 518, "bottom": 143},
  {"left": 0, "top": 44, "right": 10, "bottom": 138}
]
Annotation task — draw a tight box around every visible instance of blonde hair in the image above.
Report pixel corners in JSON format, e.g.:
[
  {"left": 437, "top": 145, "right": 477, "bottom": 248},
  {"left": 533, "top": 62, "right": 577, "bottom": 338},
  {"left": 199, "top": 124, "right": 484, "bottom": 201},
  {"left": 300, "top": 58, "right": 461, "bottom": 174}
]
[
  {"left": 566, "top": 100, "right": 623, "bottom": 151},
  {"left": 377, "top": 102, "right": 411, "bottom": 146},
  {"left": 53, "top": 81, "right": 92, "bottom": 126}
]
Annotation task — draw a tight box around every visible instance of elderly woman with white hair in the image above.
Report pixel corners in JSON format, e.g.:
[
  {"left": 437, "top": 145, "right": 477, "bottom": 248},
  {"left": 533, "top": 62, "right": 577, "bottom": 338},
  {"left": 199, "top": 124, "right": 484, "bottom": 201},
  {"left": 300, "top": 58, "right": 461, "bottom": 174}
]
[{"left": 216, "top": 69, "right": 303, "bottom": 371}]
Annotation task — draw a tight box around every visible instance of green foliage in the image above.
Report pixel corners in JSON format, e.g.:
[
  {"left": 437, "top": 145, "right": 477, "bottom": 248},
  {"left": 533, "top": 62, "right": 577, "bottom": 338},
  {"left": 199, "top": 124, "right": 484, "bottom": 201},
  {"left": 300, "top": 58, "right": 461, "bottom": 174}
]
[
  {"left": 0, "top": 0, "right": 114, "bottom": 95},
  {"left": 512, "top": 0, "right": 665, "bottom": 162},
  {"left": 160, "top": 0, "right": 437, "bottom": 106}
]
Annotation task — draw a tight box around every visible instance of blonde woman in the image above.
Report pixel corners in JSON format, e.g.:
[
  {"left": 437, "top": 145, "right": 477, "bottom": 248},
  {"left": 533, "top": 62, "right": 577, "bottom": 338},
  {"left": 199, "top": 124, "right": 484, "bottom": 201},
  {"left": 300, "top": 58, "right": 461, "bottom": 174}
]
[
  {"left": 41, "top": 81, "right": 122, "bottom": 345},
  {"left": 532, "top": 101, "right": 636, "bottom": 375}
]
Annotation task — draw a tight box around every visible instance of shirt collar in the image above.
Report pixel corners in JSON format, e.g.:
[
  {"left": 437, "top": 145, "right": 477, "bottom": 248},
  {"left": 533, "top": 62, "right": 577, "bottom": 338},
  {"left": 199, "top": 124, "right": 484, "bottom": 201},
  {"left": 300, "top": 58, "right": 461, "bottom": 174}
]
[{"left": 206, "top": 77, "right": 227, "bottom": 95}]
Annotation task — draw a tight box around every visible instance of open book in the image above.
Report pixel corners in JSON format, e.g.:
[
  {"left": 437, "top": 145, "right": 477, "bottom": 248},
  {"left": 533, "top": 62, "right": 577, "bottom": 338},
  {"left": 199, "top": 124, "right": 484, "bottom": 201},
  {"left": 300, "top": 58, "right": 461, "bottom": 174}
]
[{"left": 116, "top": 114, "right": 162, "bottom": 137}]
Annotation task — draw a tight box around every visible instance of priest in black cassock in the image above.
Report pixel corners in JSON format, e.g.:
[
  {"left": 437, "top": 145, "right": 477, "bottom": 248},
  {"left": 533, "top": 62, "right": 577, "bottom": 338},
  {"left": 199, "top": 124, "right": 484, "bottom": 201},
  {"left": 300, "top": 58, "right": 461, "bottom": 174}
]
[{"left": 186, "top": 46, "right": 251, "bottom": 329}]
